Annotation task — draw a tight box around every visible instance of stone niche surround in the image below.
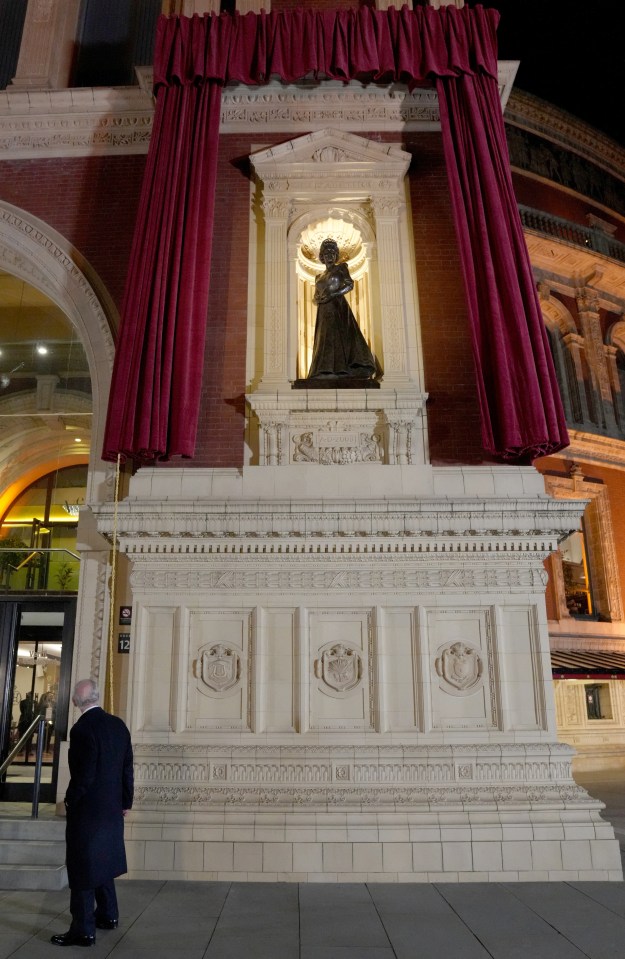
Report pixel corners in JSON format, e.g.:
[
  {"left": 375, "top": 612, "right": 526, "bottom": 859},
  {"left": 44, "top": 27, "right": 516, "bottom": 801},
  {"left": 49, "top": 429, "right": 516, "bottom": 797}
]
[
  {"left": 246, "top": 128, "right": 429, "bottom": 469},
  {"left": 93, "top": 464, "right": 623, "bottom": 882}
]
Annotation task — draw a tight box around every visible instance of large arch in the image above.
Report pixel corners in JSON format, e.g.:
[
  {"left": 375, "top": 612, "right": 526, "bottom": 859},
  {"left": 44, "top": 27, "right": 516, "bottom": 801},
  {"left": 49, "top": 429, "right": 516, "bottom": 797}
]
[
  {"left": 0, "top": 201, "right": 118, "bottom": 504},
  {"left": 0, "top": 201, "right": 121, "bottom": 701}
]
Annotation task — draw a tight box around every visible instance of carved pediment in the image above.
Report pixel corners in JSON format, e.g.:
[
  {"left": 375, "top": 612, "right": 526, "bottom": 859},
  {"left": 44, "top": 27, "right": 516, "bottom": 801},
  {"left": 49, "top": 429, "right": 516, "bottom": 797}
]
[{"left": 250, "top": 128, "right": 410, "bottom": 184}]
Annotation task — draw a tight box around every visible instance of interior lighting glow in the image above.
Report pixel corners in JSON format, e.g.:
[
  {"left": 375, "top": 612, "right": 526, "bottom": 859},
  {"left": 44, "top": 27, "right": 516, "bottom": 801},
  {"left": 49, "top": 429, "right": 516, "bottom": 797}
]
[{"left": 36, "top": 344, "right": 48, "bottom": 355}]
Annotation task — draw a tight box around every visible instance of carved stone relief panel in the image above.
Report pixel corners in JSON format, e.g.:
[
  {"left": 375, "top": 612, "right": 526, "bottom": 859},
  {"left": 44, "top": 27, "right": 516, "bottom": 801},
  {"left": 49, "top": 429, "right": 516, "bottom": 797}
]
[
  {"left": 308, "top": 608, "right": 375, "bottom": 731},
  {"left": 315, "top": 642, "right": 364, "bottom": 694},
  {"left": 188, "top": 609, "right": 253, "bottom": 731},
  {"left": 247, "top": 395, "right": 426, "bottom": 466},
  {"left": 434, "top": 642, "right": 483, "bottom": 694},
  {"left": 292, "top": 414, "right": 383, "bottom": 465},
  {"left": 425, "top": 608, "right": 498, "bottom": 731},
  {"left": 194, "top": 643, "right": 241, "bottom": 696}
]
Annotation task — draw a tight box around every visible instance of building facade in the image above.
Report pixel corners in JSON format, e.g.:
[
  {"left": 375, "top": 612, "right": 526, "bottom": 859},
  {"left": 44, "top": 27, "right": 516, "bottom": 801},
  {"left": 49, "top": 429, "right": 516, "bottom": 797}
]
[{"left": 0, "top": 0, "right": 624, "bottom": 881}]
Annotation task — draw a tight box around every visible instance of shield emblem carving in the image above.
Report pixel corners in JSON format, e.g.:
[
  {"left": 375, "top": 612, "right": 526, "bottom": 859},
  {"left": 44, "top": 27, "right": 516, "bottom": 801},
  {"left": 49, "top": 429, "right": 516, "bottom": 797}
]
[
  {"left": 435, "top": 642, "right": 482, "bottom": 692},
  {"left": 320, "top": 643, "right": 362, "bottom": 693},
  {"left": 199, "top": 644, "right": 240, "bottom": 693}
]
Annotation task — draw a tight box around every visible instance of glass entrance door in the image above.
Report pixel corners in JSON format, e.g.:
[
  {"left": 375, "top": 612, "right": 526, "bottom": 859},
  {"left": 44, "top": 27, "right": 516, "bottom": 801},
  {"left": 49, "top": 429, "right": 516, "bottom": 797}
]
[{"left": 0, "top": 598, "right": 75, "bottom": 802}]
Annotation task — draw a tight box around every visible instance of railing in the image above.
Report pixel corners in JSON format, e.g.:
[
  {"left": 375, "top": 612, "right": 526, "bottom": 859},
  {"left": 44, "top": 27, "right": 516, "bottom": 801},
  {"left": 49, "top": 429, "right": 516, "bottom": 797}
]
[
  {"left": 518, "top": 205, "right": 625, "bottom": 264},
  {"left": 0, "top": 546, "right": 79, "bottom": 592},
  {"left": 0, "top": 714, "right": 50, "bottom": 818}
]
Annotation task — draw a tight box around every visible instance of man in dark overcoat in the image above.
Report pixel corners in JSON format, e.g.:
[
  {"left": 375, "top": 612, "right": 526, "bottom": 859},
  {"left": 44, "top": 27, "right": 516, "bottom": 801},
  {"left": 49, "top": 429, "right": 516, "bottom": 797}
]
[{"left": 51, "top": 678, "right": 133, "bottom": 947}]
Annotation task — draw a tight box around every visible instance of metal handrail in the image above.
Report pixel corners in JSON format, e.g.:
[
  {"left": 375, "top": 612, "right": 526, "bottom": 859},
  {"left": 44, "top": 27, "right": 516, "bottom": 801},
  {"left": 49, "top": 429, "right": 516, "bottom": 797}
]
[
  {"left": 2, "top": 548, "right": 80, "bottom": 562},
  {"left": 0, "top": 714, "right": 50, "bottom": 818}
]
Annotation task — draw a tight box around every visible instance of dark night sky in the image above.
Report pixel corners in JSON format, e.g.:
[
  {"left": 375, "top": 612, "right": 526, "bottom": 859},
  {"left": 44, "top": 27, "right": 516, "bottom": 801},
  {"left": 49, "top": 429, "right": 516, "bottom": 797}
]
[{"left": 477, "top": 1, "right": 625, "bottom": 148}]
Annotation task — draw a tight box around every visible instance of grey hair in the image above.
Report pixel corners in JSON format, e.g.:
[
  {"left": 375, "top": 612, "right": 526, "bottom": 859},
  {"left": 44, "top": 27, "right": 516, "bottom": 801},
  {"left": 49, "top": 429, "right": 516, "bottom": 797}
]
[{"left": 73, "top": 678, "right": 100, "bottom": 708}]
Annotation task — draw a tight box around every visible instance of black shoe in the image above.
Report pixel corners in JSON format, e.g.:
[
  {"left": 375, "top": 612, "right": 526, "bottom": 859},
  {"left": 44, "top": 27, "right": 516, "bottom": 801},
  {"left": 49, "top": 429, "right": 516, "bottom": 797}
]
[
  {"left": 95, "top": 918, "right": 118, "bottom": 930},
  {"left": 50, "top": 931, "right": 95, "bottom": 947}
]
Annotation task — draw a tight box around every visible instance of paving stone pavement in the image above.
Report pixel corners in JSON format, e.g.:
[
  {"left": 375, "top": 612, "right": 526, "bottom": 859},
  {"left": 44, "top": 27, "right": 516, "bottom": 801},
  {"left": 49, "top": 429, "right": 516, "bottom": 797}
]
[
  {"left": 1, "top": 768, "right": 624, "bottom": 958},
  {"left": 2, "top": 878, "right": 625, "bottom": 959}
]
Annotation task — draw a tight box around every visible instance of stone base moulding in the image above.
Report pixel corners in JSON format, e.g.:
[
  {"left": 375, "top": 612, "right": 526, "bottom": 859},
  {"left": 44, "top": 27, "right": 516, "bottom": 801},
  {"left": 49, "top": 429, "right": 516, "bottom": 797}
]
[
  {"left": 125, "top": 744, "right": 621, "bottom": 882},
  {"left": 93, "top": 465, "right": 624, "bottom": 882}
]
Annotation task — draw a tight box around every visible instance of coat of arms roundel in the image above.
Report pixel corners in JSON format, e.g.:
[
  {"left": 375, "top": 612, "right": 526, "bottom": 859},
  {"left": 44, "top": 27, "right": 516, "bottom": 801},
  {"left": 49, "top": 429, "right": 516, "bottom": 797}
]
[
  {"left": 194, "top": 643, "right": 240, "bottom": 693},
  {"left": 315, "top": 643, "right": 363, "bottom": 693},
  {"left": 435, "top": 641, "right": 483, "bottom": 693}
]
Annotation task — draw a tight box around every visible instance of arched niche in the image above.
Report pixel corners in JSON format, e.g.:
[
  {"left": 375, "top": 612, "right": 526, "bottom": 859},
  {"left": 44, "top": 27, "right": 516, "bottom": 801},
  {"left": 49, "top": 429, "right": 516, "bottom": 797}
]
[
  {"left": 246, "top": 129, "right": 428, "bottom": 467},
  {"left": 290, "top": 210, "right": 378, "bottom": 380}
]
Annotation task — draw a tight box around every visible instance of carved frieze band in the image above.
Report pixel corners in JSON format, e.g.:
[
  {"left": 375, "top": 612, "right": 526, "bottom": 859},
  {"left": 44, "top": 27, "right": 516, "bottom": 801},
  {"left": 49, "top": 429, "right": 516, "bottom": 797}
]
[
  {"left": 133, "top": 782, "right": 587, "bottom": 805},
  {"left": 292, "top": 429, "right": 382, "bottom": 465},
  {"left": 129, "top": 564, "right": 548, "bottom": 592},
  {"left": 0, "top": 64, "right": 515, "bottom": 160},
  {"left": 131, "top": 743, "right": 584, "bottom": 806}
]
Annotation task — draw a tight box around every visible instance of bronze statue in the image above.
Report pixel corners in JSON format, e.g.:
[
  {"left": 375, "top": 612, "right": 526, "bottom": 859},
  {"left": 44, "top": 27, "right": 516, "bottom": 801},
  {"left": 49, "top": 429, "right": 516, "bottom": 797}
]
[{"left": 306, "top": 239, "right": 377, "bottom": 380}]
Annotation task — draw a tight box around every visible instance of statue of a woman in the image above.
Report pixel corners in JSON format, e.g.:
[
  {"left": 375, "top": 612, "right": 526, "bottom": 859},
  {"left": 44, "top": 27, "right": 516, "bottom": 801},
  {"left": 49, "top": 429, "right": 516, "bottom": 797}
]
[{"left": 306, "top": 239, "right": 377, "bottom": 380}]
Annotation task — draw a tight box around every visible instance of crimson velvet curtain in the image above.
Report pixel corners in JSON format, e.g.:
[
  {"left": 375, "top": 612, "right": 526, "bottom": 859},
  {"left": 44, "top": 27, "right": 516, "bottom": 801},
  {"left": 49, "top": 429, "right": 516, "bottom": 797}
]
[{"left": 102, "top": 3, "right": 568, "bottom": 463}]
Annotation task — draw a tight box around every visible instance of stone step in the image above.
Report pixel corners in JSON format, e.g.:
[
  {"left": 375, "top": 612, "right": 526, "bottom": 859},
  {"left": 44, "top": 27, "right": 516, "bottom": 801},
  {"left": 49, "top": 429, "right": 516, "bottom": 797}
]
[
  {"left": 0, "top": 818, "right": 65, "bottom": 840},
  {"left": 0, "top": 862, "right": 67, "bottom": 891},
  {"left": 0, "top": 817, "right": 67, "bottom": 889},
  {"left": 0, "top": 839, "right": 65, "bottom": 865}
]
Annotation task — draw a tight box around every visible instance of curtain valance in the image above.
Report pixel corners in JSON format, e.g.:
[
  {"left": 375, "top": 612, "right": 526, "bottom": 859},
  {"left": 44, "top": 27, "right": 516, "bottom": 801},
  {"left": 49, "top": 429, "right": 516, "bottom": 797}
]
[
  {"left": 102, "top": 4, "right": 568, "bottom": 464},
  {"left": 153, "top": 4, "right": 499, "bottom": 88}
]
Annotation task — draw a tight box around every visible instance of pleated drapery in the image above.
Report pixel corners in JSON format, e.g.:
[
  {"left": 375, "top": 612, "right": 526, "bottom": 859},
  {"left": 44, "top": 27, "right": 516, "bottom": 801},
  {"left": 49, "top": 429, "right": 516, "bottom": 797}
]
[{"left": 102, "top": 4, "right": 568, "bottom": 463}]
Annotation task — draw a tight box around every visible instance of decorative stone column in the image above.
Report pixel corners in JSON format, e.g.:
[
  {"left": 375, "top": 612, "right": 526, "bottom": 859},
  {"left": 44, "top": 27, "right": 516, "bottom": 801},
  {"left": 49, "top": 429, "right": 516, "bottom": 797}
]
[
  {"left": 564, "top": 332, "right": 595, "bottom": 426},
  {"left": 371, "top": 196, "right": 411, "bottom": 383},
  {"left": 11, "top": 0, "right": 81, "bottom": 89},
  {"left": 577, "top": 287, "right": 618, "bottom": 432},
  {"left": 258, "top": 195, "right": 291, "bottom": 389},
  {"left": 604, "top": 343, "right": 624, "bottom": 430}
]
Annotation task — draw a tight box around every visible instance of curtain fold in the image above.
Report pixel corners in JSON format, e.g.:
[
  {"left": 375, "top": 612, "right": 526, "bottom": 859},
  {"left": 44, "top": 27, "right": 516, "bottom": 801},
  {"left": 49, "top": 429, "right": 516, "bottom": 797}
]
[
  {"left": 437, "top": 71, "right": 569, "bottom": 459},
  {"left": 102, "top": 3, "right": 568, "bottom": 463},
  {"left": 103, "top": 80, "right": 221, "bottom": 460}
]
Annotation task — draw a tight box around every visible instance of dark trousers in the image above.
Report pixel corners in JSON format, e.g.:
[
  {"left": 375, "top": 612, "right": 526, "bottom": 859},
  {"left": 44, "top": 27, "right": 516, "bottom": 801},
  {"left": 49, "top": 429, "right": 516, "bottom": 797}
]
[{"left": 69, "top": 879, "right": 118, "bottom": 936}]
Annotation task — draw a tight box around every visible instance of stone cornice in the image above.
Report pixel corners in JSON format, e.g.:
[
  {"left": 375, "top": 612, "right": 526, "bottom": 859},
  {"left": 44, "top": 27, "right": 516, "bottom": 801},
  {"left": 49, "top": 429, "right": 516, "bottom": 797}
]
[
  {"left": 549, "top": 430, "right": 625, "bottom": 471},
  {"left": 526, "top": 232, "right": 625, "bottom": 302},
  {"left": 0, "top": 86, "right": 154, "bottom": 159},
  {"left": 1, "top": 75, "right": 622, "bottom": 182},
  {"left": 93, "top": 494, "right": 585, "bottom": 546},
  {"left": 505, "top": 89, "right": 625, "bottom": 185},
  {"left": 0, "top": 63, "right": 518, "bottom": 160}
]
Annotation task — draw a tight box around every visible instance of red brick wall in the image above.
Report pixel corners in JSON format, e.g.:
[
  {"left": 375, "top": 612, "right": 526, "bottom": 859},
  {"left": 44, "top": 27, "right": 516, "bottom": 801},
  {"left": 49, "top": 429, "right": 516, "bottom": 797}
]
[
  {"left": 193, "top": 135, "right": 258, "bottom": 467},
  {"left": 407, "top": 133, "right": 491, "bottom": 464},
  {"left": 0, "top": 134, "right": 489, "bottom": 468},
  {"left": 194, "top": 130, "right": 489, "bottom": 467},
  {"left": 0, "top": 156, "right": 145, "bottom": 319}
]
